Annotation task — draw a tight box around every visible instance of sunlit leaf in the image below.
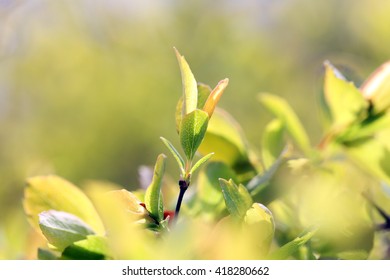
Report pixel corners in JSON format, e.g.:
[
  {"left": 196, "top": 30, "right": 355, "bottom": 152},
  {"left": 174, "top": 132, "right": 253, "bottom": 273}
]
[
  {"left": 62, "top": 235, "right": 110, "bottom": 260},
  {"left": 262, "top": 118, "right": 285, "bottom": 169},
  {"left": 219, "top": 178, "right": 253, "bottom": 220},
  {"left": 361, "top": 60, "right": 390, "bottom": 114},
  {"left": 345, "top": 135, "right": 390, "bottom": 186},
  {"left": 145, "top": 154, "right": 166, "bottom": 222},
  {"left": 160, "top": 137, "right": 185, "bottom": 175},
  {"left": 203, "top": 78, "right": 229, "bottom": 118},
  {"left": 324, "top": 61, "right": 368, "bottom": 128},
  {"left": 175, "top": 83, "right": 212, "bottom": 133},
  {"left": 268, "top": 228, "right": 317, "bottom": 260},
  {"left": 107, "top": 189, "right": 147, "bottom": 217},
  {"left": 39, "top": 210, "right": 95, "bottom": 251},
  {"left": 23, "top": 175, "right": 105, "bottom": 235},
  {"left": 243, "top": 203, "right": 275, "bottom": 254},
  {"left": 180, "top": 109, "right": 209, "bottom": 160},
  {"left": 174, "top": 47, "right": 197, "bottom": 116},
  {"left": 258, "top": 93, "right": 311, "bottom": 155}
]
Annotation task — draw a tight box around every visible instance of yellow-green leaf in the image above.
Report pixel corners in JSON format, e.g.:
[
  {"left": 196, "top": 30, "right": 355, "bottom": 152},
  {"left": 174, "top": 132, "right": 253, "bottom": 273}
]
[
  {"left": 180, "top": 109, "right": 209, "bottom": 160},
  {"left": 174, "top": 47, "right": 197, "bottom": 116},
  {"left": 324, "top": 61, "right": 368, "bottom": 128},
  {"left": 145, "top": 154, "right": 166, "bottom": 222},
  {"left": 219, "top": 178, "right": 253, "bottom": 220},
  {"left": 62, "top": 235, "right": 110, "bottom": 260},
  {"left": 258, "top": 93, "right": 311, "bottom": 155},
  {"left": 262, "top": 119, "right": 285, "bottom": 169},
  {"left": 244, "top": 203, "right": 275, "bottom": 253},
  {"left": 268, "top": 228, "right": 317, "bottom": 260},
  {"left": 23, "top": 175, "right": 105, "bottom": 235}
]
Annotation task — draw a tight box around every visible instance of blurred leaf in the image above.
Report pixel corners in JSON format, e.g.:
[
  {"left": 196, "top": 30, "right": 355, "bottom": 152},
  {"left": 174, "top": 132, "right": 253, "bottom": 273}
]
[
  {"left": 345, "top": 136, "right": 390, "bottom": 186},
  {"left": 337, "top": 112, "right": 390, "bottom": 143},
  {"left": 243, "top": 203, "right": 275, "bottom": 253},
  {"left": 197, "top": 162, "right": 237, "bottom": 217},
  {"left": 262, "top": 119, "right": 285, "bottom": 169},
  {"left": 38, "top": 248, "right": 59, "bottom": 260},
  {"left": 23, "top": 175, "right": 105, "bottom": 235},
  {"left": 62, "top": 235, "right": 110, "bottom": 260},
  {"left": 198, "top": 108, "right": 249, "bottom": 167},
  {"left": 247, "top": 147, "right": 288, "bottom": 195},
  {"left": 190, "top": 152, "right": 214, "bottom": 175},
  {"left": 39, "top": 210, "right": 95, "bottom": 251},
  {"left": 268, "top": 228, "right": 317, "bottom": 260},
  {"left": 258, "top": 93, "right": 311, "bottom": 155},
  {"left": 180, "top": 109, "right": 209, "bottom": 160},
  {"left": 145, "top": 154, "right": 166, "bottom": 222},
  {"left": 160, "top": 137, "right": 185, "bottom": 175},
  {"left": 174, "top": 47, "right": 197, "bottom": 116},
  {"left": 107, "top": 189, "right": 147, "bottom": 217},
  {"left": 324, "top": 61, "right": 368, "bottom": 128},
  {"left": 219, "top": 178, "right": 253, "bottom": 220},
  {"left": 361, "top": 61, "right": 390, "bottom": 114}
]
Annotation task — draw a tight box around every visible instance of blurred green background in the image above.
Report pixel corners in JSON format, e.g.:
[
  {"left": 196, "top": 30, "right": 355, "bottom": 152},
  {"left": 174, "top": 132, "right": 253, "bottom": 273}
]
[{"left": 1, "top": 0, "right": 390, "bottom": 259}]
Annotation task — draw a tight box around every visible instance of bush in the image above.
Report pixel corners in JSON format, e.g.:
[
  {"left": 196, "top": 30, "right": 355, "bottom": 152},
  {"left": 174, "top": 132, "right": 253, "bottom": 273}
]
[{"left": 23, "top": 50, "right": 390, "bottom": 260}]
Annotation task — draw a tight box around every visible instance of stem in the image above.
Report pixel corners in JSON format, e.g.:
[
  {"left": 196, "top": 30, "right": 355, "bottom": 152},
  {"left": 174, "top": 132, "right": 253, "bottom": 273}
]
[{"left": 174, "top": 179, "right": 189, "bottom": 221}]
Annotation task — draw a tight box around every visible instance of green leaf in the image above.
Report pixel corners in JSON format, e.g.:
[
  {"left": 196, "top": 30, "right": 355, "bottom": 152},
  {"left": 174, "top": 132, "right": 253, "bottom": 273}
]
[
  {"left": 145, "top": 154, "right": 166, "bottom": 222},
  {"left": 345, "top": 134, "right": 390, "bottom": 186},
  {"left": 247, "top": 147, "right": 288, "bottom": 195},
  {"left": 258, "top": 93, "right": 311, "bottom": 155},
  {"left": 361, "top": 60, "right": 390, "bottom": 114},
  {"left": 324, "top": 61, "right": 368, "bottom": 128},
  {"left": 174, "top": 47, "right": 197, "bottom": 116},
  {"left": 219, "top": 178, "right": 253, "bottom": 220},
  {"left": 198, "top": 108, "right": 252, "bottom": 169},
  {"left": 190, "top": 152, "right": 214, "bottom": 175},
  {"left": 268, "top": 228, "right": 317, "bottom": 260},
  {"left": 160, "top": 137, "right": 185, "bottom": 175},
  {"left": 39, "top": 210, "right": 95, "bottom": 251},
  {"left": 197, "top": 162, "right": 237, "bottom": 217},
  {"left": 262, "top": 119, "right": 285, "bottom": 169},
  {"left": 197, "top": 83, "right": 212, "bottom": 109},
  {"left": 62, "top": 235, "right": 110, "bottom": 260},
  {"left": 38, "top": 248, "right": 59, "bottom": 260},
  {"left": 180, "top": 109, "right": 209, "bottom": 160},
  {"left": 23, "top": 175, "right": 105, "bottom": 235},
  {"left": 175, "top": 83, "right": 212, "bottom": 133},
  {"left": 243, "top": 203, "right": 275, "bottom": 253}
]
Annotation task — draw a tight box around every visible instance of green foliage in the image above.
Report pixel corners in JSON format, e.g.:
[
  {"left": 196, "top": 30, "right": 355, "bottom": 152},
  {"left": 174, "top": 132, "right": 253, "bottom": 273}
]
[
  {"left": 179, "top": 109, "right": 209, "bottom": 161},
  {"left": 219, "top": 178, "right": 253, "bottom": 220},
  {"left": 268, "top": 229, "right": 317, "bottom": 260},
  {"left": 21, "top": 48, "right": 390, "bottom": 260},
  {"left": 323, "top": 61, "right": 368, "bottom": 128},
  {"left": 258, "top": 93, "right": 311, "bottom": 155},
  {"left": 39, "top": 210, "right": 95, "bottom": 251},
  {"left": 144, "top": 154, "right": 167, "bottom": 222},
  {"left": 23, "top": 175, "right": 105, "bottom": 235}
]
